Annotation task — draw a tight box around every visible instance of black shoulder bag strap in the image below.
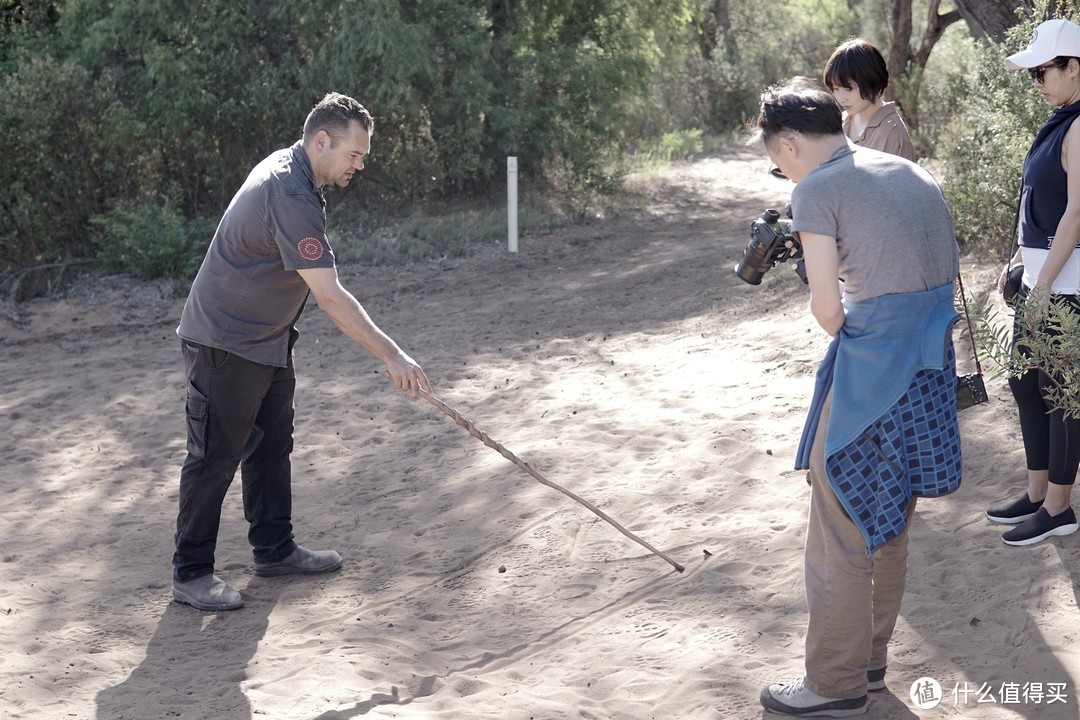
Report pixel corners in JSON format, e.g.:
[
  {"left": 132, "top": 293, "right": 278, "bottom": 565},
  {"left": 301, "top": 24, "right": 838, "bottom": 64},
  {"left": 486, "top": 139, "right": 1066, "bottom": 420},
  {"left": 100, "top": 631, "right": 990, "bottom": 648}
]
[{"left": 955, "top": 271, "right": 989, "bottom": 409}]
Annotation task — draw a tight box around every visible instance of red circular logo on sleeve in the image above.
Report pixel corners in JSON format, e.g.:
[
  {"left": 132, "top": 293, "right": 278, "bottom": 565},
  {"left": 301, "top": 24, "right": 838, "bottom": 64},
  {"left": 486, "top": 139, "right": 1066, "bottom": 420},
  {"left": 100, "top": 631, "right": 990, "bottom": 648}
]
[{"left": 298, "top": 237, "right": 324, "bottom": 261}]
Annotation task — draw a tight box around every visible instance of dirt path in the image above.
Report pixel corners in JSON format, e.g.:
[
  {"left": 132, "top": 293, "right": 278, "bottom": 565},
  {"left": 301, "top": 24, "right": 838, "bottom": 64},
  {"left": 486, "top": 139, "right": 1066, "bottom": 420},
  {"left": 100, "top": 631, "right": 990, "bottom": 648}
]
[{"left": 3, "top": 148, "right": 1073, "bottom": 720}]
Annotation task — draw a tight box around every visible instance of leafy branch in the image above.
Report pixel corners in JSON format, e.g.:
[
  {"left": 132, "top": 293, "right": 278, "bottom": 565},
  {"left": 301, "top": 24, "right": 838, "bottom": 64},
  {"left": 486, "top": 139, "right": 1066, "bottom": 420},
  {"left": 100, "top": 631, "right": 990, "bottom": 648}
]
[{"left": 962, "top": 288, "right": 1080, "bottom": 418}]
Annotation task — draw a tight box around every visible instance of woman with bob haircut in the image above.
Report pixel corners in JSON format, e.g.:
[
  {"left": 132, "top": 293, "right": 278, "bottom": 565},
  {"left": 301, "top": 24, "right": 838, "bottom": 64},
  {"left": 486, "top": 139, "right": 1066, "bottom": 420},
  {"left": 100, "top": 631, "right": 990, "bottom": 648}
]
[{"left": 823, "top": 38, "right": 915, "bottom": 161}]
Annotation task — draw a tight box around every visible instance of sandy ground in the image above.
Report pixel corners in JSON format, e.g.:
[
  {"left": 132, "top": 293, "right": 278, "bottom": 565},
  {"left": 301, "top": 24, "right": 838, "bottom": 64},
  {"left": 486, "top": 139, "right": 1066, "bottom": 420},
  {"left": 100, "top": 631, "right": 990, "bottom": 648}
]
[{"left": 3, "top": 148, "right": 1080, "bottom": 720}]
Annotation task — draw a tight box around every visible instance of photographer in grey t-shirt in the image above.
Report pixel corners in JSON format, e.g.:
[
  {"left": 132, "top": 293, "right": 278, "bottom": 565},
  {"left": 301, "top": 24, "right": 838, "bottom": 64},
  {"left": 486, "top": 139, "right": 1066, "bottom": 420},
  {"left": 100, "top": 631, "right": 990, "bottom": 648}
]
[{"left": 748, "top": 77, "right": 961, "bottom": 718}]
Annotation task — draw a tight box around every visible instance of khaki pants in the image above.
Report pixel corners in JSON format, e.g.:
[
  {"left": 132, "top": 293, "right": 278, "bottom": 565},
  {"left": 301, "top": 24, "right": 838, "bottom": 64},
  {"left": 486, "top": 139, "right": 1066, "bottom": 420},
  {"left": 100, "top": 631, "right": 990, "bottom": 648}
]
[{"left": 804, "top": 391, "right": 916, "bottom": 699}]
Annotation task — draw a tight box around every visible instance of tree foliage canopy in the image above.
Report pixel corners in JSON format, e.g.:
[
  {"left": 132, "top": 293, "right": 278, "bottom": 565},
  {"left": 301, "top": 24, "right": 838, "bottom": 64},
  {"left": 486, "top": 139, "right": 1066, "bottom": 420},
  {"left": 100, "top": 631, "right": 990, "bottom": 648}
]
[
  {"left": 0, "top": 0, "right": 1041, "bottom": 286},
  {"left": 0, "top": 0, "right": 692, "bottom": 275}
]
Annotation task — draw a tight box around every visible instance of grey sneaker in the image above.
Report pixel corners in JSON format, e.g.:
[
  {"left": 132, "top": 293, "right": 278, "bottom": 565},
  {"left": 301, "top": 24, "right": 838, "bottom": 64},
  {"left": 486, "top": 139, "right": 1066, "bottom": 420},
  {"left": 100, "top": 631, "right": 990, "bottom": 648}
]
[
  {"left": 172, "top": 574, "right": 243, "bottom": 611},
  {"left": 760, "top": 676, "right": 867, "bottom": 717},
  {"left": 254, "top": 546, "right": 342, "bottom": 577}
]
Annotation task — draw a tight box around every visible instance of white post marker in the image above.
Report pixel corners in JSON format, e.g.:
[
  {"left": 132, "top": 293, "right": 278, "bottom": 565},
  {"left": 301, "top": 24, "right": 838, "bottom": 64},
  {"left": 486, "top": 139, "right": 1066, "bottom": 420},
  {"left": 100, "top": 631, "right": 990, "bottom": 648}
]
[{"left": 507, "top": 156, "right": 518, "bottom": 253}]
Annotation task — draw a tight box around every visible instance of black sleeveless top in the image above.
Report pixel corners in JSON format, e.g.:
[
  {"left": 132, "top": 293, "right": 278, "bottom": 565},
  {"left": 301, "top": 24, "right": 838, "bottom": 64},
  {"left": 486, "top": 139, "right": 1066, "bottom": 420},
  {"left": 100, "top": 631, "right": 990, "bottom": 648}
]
[{"left": 1020, "top": 100, "right": 1080, "bottom": 249}]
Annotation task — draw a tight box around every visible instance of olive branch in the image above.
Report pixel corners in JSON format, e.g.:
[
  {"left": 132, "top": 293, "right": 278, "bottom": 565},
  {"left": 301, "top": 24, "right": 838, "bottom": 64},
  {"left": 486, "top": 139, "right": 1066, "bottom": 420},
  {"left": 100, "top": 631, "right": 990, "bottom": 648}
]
[{"left": 961, "top": 288, "right": 1080, "bottom": 419}]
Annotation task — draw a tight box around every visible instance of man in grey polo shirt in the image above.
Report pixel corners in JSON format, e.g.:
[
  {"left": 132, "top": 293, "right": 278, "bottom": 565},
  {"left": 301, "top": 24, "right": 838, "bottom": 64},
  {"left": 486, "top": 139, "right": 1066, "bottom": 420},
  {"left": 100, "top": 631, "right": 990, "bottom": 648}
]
[{"left": 172, "top": 92, "right": 429, "bottom": 612}]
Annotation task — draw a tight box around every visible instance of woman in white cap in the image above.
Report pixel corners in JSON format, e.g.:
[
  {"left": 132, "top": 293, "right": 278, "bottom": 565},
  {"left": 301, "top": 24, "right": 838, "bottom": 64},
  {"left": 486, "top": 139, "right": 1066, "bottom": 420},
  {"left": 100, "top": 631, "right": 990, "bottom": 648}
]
[{"left": 987, "top": 17, "right": 1080, "bottom": 546}]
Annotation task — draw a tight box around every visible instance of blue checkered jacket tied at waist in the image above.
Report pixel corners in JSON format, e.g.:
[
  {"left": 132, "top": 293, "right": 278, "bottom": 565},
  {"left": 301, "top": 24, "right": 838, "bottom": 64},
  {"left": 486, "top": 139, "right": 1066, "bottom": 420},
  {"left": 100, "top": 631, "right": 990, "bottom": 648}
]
[{"left": 795, "top": 283, "right": 963, "bottom": 556}]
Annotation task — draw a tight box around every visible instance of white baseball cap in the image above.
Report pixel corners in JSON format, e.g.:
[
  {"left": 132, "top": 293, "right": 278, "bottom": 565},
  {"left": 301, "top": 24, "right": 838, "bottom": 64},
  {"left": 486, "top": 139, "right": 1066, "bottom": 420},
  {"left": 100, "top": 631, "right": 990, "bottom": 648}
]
[{"left": 1005, "top": 18, "right": 1080, "bottom": 69}]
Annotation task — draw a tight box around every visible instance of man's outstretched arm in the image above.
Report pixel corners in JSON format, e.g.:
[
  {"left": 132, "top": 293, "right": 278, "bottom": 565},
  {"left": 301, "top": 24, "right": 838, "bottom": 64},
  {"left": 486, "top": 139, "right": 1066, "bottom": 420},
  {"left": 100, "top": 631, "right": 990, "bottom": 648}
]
[{"left": 299, "top": 267, "right": 430, "bottom": 399}]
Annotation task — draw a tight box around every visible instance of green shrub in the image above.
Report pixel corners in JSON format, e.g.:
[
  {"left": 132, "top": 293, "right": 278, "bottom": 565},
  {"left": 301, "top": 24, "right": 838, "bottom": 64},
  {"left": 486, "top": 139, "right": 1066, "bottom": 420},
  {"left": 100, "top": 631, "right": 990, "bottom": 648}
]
[
  {"left": 0, "top": 52, "right": 106, "bottom": 270},
  {"left": 658, "top": 128, "right": 705, "bottom": 162},
  {"left": 967, "top": 288, "right": 1080, "bottom": 419},
  {"left": 333, "top": 205, "right": 517, "bottom": 267},
  {"left": 90, "top": 197, "right": 208, "bottom": 280},
  {"left": 1, "top": 0, "right": 701, "bottom": 280}
]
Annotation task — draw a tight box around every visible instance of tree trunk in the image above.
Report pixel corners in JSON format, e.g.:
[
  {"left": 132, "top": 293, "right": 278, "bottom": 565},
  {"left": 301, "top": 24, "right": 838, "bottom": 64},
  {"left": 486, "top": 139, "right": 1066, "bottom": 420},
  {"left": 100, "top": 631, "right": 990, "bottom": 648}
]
[
  {"left": 886, "top": 0, "right": 965, "bottom": 130},
  {"left": 907, "top": 0, "right": 964, "bottom": 124},
  {"left": 714, "top": 0, "right": 731, "bottom": 34},
  {"left": 697, "top": 0, "right": 733, "bottom": 60},
  {"left": 886, "top": 0, "right": 913, "bottom": 104},
  {"left": 952, "top": 0, "right": 1034, "bottom": 41},
  {"left": 714, "top": 0, "right": 735, "bottom": 58}
]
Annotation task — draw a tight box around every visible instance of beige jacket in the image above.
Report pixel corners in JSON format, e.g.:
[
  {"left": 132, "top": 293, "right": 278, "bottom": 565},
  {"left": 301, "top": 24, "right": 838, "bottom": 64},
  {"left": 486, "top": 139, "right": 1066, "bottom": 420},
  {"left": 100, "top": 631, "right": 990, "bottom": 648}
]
[{"left": 843, "top": 102, "right": 915, "bottom": 161}]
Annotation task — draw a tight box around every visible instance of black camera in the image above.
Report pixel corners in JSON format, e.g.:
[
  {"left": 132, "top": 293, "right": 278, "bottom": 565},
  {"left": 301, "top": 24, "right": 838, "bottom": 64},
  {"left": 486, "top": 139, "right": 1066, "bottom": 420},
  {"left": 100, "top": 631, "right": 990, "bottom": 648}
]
[{"left": 734, "top": 206, "right": 806, "bottom": 285}]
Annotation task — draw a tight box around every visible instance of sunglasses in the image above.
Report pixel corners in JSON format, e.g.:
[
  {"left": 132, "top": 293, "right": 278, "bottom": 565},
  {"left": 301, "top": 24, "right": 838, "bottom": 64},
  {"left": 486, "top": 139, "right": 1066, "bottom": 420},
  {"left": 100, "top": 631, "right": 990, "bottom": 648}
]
[
  {"left": 769, "top": 166, "right": 788, "bottom": 181},
  {"left": 1028, "top": 60, "right": 1065, "bottom": 84}
]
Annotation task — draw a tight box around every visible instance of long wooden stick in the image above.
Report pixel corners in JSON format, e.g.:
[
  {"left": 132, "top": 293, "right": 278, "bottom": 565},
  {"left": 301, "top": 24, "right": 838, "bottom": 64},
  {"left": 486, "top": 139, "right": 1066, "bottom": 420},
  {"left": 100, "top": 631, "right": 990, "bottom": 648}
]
[{"left": 419, "top": 388, "right": 685, "bottom": 573}]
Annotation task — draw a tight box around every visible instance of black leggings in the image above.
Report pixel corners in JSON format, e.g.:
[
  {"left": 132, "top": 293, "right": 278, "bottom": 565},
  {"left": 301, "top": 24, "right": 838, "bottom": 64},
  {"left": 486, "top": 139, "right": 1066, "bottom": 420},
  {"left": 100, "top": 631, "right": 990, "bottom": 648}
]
[{"left": 1009, "top": 287, "right": 1080, "bottom": 485}]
